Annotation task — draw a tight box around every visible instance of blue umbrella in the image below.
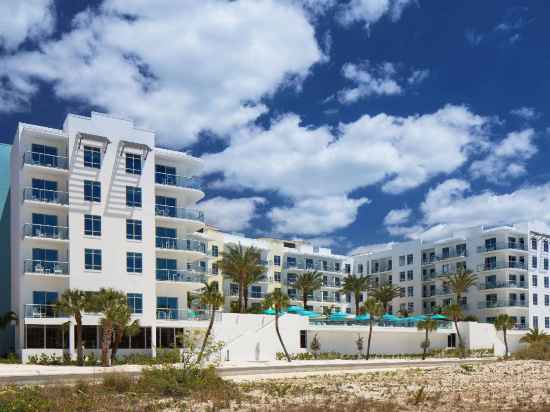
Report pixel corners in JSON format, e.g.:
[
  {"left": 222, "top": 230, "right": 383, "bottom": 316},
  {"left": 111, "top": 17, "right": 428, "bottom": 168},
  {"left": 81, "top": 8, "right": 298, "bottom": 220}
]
[
  {"left": 329, "top": 312, "right": 349, "bottom": 321},
  {"left": 382, "top": 313, "right": 401, "bottom": 322},
  {"left": 355, "top": 314, "right": 371, "bottom": 321},
  {"left": 287, "top": 305, "right": 305, "bottom": 314},
  {"left": 431, "top": 314, "right": 448, "bottom": 320},
  {"left": 301, "top": 310, "right": 321, "bottom": 317},
  {"left": 262, "top": 308, "right": 276, "bottom": 315}
]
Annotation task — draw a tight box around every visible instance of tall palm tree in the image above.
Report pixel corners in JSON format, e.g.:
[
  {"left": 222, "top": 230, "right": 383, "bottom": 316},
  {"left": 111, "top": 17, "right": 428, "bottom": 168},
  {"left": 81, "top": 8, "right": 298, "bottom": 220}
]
[
  {"left": 263, "top": 289, "right": 291, "bottom": 363},
  {"left": 340, "top": 274, "right": 370, "bottom": 315},
  {"left": 0, "top": 311, "right": 17, "bottom": 330},
  {"left": 446, "top": 268, "right": 477, "bottom": 303},
  {"left": 243, "top": 268, "right": 266, "bottom": 311},
  {"left": 361, "top": 298, "right": 384, "bottom": 360},
  {"left": 494, "top": 314, "right": 516, "bottom": 359},
  {"left": 293, "top": 271, "right": 323, "bottom": 308},
  {"left": 218, "top": 244, "right": 264, "bottom": 313},
  {"left": 370, "top": 283, "right": 400, "bottom": 313},
  {"left": 445, "top": 303, "right": 465, "bottom": 355},
  {"left": 197, "top": 281, "right": 224, "bottom": 362},
  {"left": 417, "top": 318, "right": 438, "bottom": 360},
  {"left": 110, "top": 304, "right": 140, "bottom": 364},
  {"left": 55, "top": 290, "right": 91, "bottom": 366},
  {"left": 90, "top": 288, "right": 128, "bottom": 367},
  {"left": 520, "top": 328, "right": 550, "bottom": 345}
]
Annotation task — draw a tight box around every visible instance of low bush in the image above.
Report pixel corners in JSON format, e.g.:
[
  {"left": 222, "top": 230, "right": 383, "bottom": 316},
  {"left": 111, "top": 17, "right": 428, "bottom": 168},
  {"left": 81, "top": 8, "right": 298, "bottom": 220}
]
[
  {"left": 513, "top": 342, "right": 550, "bottom": 360},
  {"left": 102, "top": 373, "right": 133, "bottom": 393},
  {"left": 0, "top": 353, "right": 20, "bottom": 364}
]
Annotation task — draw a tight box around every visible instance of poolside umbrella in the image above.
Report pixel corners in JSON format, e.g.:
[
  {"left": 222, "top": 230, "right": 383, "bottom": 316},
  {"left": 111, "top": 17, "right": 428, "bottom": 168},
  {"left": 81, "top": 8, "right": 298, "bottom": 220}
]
[
  {"left": 382, "top": 313, "right": 401, "bottom": 322},
  {"left": 431, "top": 314, "right": 448, "bottom": 320},
  {"left": 287, "top": 305, "right": 305, "bottom": 314},
  {"left": 262, "top": 308, "right": 276, "bottom": 315},
  {"left": 355, "top": 314, "right": 371, "bottom": 321},
  {"left": 301, "top": 310, "right": 321, "bottom": 317},
  {"left": 329, "top": 312, "right": 349, "bottom": 321}
]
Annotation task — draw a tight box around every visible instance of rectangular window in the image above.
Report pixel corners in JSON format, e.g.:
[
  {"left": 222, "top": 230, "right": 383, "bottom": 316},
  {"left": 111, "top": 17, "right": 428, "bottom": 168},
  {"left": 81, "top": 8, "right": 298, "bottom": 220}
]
[
  {"left": 84, "top": 180, "right": 101, "bottom": 202},
  {"left": 545, "top": 259, "right": 549, "bottom": 271},
  {"left": 532, "top": 238, "right": 538, "bottom": 250},
  {"left": 400, "top": 271, "right": 406, "bottom": 282},
  {"left": 274, "top": 255, "right": 281, "bottom": 266},
  {"left": 533, "top": 316, "right": 539, "bottom": 329},
  {"left": 155, "top": 164, "right": 177, "bottom": 185},
  {"left": 127, "top": 293, "right": 143, "bottom": 314},
  {"left": 126, "top": 153, "right": 142, "bottom": 175},
  {"left": 344, "top": 264, "right": 351, "bottom": 274},
  {"left": 546, "top": 317, "right": 550, "bottom": 329},
  {"left": 533, "top": 256, "right": 538, "bottom": 269},
  {"left": 545, "top": 277, "right": 549, "bottom": 288},
  {"left": 85, "top": 249, "right": 102, "bottom": 270},
  {"left": 358, "top": 264, "right": 363, "bottom": 274},
  {"left": 211, "top": 245, "right": 219, "bottom": 257},
  {"left": 274, "top": 271, "right": 281, "bottom": 282},
  {"left": 31, "top": 144, "right": 58, "bottom": 167},
  {"left": 84, "top": 214, "right": 101, "bottom": 236},
  {"left": 211, "top": 263, "right": 218, "bottom": 275},
  {"left": 399, "top": 287, "right": 406, "bottom": 298},
  {"left": 335, "top": 262, "right": 340, "bottom": 272},
  {"left": 126, "top": 186, "right": 142, "bottom": 207},
  {"left": 83, "top": 146, "right": 101, "bottom": 169},
  {"left": 545, "top": 295, "right": 549, "bottom": 306},
  {"left": 533, "top": 275, "right": 538, "bottom": 287},
  {"left": 407, "top": 254, "right": 413, "bottom": 265},
  {"left": 407, "top": 302, "right": 414, "bottom": 312},
  {"left": 533, "top": 293, "right": 538, "bottom": 305},
  {"left": 126, "top": 219, "right": 142, "bottom": 240},
  {"left": 287, "top": 273, "right": 297, "bottom": 284},
  {"left": 545, "top": 240, "right": 549, "bottom": 252},
  {"left": 300, "top": 330, "right": 307, "bottom": 349},
  {"left": 286, "top": 257, "right": 296, "bottom": 267},
  {"left": 127, "top": 252, "right": 143, "bottom": 273},
  {"left": 251, "top": 286, "right": 262, "bottom": 299},
  {"left": 407, "top": 270, "right": 414, "bottom": 281},
  {"left": 399, "top": 255, "right": 405, "bottom": 266},
  {"left": 407, "top": 286, "right": 414, "bottom": 297}
]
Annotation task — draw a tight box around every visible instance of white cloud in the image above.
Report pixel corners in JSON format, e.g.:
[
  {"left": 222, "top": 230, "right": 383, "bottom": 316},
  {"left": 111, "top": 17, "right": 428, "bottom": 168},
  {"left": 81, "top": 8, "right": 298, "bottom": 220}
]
[
  {"left": 465, "top": 29, "right": 484, "bottom": 47},
  {"left": 338, "top": 0, "right": 414, "bottom": 29},
  {"left": 470, "top": 129, "right": 537, "bottom": 183},
  {"left": 338, "top": 61, "right": 402, "bottom": 103},
  {"left": 0, "top": 0, "right": 55, "bottom": 51},
  {"left": 510, "top": 107, "right": 540, "bottom": 120},
  {"left": 197, "top": 196, "right": 265, "bottom": 232},
  {"left": 0, "top": 0, "right": 321, "bottom": 144},
  {"left": 293, "top": 0, "right": 337, "bottom": 16},
  {"left": 384, "top": 208, "right": 411, "bottom": 225},
  {"left": 349, "top": 242, "right": 396, "bottom": 256},
  {"left": 269, "top": 196, "right": 369, "bottom": 236},
  {"left": 407, "top": 69, "right": 430, "bottom": 85}
]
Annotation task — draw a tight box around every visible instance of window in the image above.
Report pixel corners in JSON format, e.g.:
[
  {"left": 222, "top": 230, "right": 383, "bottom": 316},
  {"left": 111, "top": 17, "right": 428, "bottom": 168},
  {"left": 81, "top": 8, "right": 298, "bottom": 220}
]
[
  {"left": 211, "top": 263, "right": 218, "bottom": 275},
  {"left": 126, "top": 219, "right": 142, "bottom": 240},
  {"left": 127, "top": 252, "right": 143, "bottom": 273},
  {"left": 287, "top": 273, "right": 297, "bottom": 284},
  {"left": 127, "top": 293, "right": 143, "bottom": 314},
  {"left": 83, "top": 146, "right": 101, "bottom": 169},
  {"left": 533, "top": 293, "right": 538, "bottom": 305},
  {"left": 211, "top": 245, "right": 219, "bottom": 257},
  {"left": 300, "top": 330, "right": 307, "bottom": 349},
  {"left": 545, "top": 258, "right": 549, "bottom": 271},
  {"left": 545, "top": 277, "right": 549, "bottom": 288},
  {"left": 283, "top": 242, "right": 296, "bottom": 248},
  {"left": 533, "top": 316, "right": 539, "bottom": 329},
  {"left": 31, "top": 248, "right": 58, "bottom": 273},
  {"left": 533, "top": 275, "right": 538, "bottom": 287},
  {"left": 126, "top": 153, "right": 142, "bottom": 175},
  {"left": 251, "top": 286, "right": 262, "bottom": 299},
  {"left": 286, "top": 257, "right": 296, "bottom": 267},
  {"left": 407, "top": 270, "right": 414, "bottom": 281},
  {"left": 358, "top": 264, "right": 363, "bottom": 274},
  {"left": 274, "top": 271, "right": 281, "bottom": 282},
  {"left": 399, "top": 271, "right": 406, "bottom": 282},
  {"left": 31, "top": 178, "right": 58, "bottom": 202},
  {"left": 274, "top": 255, "right": 281, "bottom": 266},
  {"left": 545, "top": 240, "right": 549, "bottom": 252},
  {"left": 399, "top": 255, "right": 405, "bottom": 266},
  {"left": 344, "top": 264, "right": 351, "bottom": 274},
  {"left": 335, "top": 262, "right": 340, "bottom": 272},
  {"left": 126, "top": 186, "right": 142, "bottom": 207},
  {"left": 229, "top": 284, "right": 239, "bottom": 296},
  {"left": 532, "top": 256, "right": 538, "bottom": 269},
  {"left": 399, "top": 287, "right": 406, "bottom": 298},
  {"left": 407, "top": 302, "right": 414, "bottom": 312},
  {"left": 532, "top": 238, "right": 538, "bottom": 250},
  {"left": 545, "top": 295, "right": 549, "bottom": 306},
  {"left": 33, "top": 291, "right": 58, "bottom": 305},
  {"left": 85, "top": 249, "right": 102, "bottom": 270},
  {"left": 407, "top": 254, "right": 413, "bottom": 265},
  {"left": 84, "top": 180, "right": 101, "bottom": 202},
  {"left": 31, "top": 144, "right": 58, "bottom": 167},
  {"left": 31, "top": 213, "right": 58, "bottom": 237},
  {"left": 546, "top": 317, "right": 550, "bottom": 329},
  {"left": 155, "top": 164, "right": 176, "bottom": 185},
  {"left": 84, "top": 215, "right": 101, "bottom": 236},
  {"left": 407, "top": 286, "right": 414, "bottom": 297}
]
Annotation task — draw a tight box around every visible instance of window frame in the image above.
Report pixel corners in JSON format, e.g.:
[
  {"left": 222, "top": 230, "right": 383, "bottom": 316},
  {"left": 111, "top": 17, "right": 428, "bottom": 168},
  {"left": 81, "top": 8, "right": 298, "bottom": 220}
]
[
  {"left": 126, "top": 219, "right": 143, "bottom": 241},
  {"left": 84, "top": 180, "right": 101, "bottom": 202},
  {"left": 83, "top": 146, "right": 101, "bottom": 169},
  {"left": 127, "top": 252, "right": 143, "bottom": 273},
  {"left": 125, "top": 153, "right": 142, "bottom": 175},
  {"left": 84, "top": 214, "right": 101, "bottom": 236},
  {"left": 84, "top": 249, "right": 102, "bottom": 271},
  {"left": 126, "top": 186, "right": 142, "bottom": 208}
]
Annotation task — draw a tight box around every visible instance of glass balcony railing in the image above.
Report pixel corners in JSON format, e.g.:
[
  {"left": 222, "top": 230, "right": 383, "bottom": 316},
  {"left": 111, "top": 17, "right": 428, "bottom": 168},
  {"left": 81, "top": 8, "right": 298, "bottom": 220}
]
[
  {"left": 154, "top": 205, "right": 205, "bottom": 222},
  {"left": 23, "top": 188, "right": 69, "bottom": 205},
  {"left": 155, "top": 172, "right": 201, "bottom": 190},
  {"left": 23, "top": 223, "right": 69, "bottom": 240},
  {"left": 156, "top": 269, "right": 207, "bottom": 283},
  {"left": 24, "top": 259, "right": 69, "bottom": 275},
  {"left": 23, "top": 151, "right": 68, "bottom": 170},
  {"left": 156, "top": 308, "right": 220, "bottom": 321},
  {"left": 438, "top": 249, "right": 468, "bottom": 261},
  {"left": 478, "top": 300, "right": 528, "bottom": 309},
  {"left": 478, "top": 281, "right": 528, "bottom": 290},
  {"left": 155, "top": 236, "right": 207, "bottom": 253},
  {"left": 24, "top": 304, "right": 67, "bottom": 318},
  {"left": 477, "top": 242, "right": 527, "bottom": 253},
  {"left": 477, "top": 261, "right": 528, "bottom": 271}
]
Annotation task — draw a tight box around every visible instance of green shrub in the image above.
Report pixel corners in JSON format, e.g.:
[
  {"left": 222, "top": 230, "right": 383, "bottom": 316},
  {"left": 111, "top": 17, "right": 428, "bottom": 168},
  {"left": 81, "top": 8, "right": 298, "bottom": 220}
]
[
  {"left": 102, "top": 373, "right": 133, "bottom": 393},
  {"left": 0, "top": 353, "right": 20, "bottom": 364},
  {"left": 513, "top": 342, "right": 550, "bottom": 360}
]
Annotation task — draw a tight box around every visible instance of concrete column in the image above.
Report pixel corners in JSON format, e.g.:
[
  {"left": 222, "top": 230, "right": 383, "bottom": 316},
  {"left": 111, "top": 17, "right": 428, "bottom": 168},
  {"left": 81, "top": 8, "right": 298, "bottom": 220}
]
[
  {"left": 69, "top": 321, "right": 76, "bottom": 360},
  {"left": 150, "top": 325, "right": 157, "bottom": 358}
]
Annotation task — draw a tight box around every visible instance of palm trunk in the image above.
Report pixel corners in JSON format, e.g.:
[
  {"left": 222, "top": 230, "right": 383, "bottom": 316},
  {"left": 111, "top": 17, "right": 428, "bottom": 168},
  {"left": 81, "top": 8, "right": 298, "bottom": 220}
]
[
  {"left": 101, "top": 322, "right": 112, "bottom": 367},
  {"left": 366, "top": 318, "right": 373, "bottom": 360},
  {"left": 244, "top": 287, "right": 249, "bottom": 312},
  {"left": 275, "top": 314, "right": 291, "bottom": 362},
  {"left": 422, "top": 329, "right": 428, "bottom": 360},
  {"left": 238, "top": 279, "right": 244, "bottom": 313},
  {"left": 503, "top": 328, "right": 509, "bottom": 359},
  {"left": 198, "top": 306, "right": 216, "bottom": 363},
  {"left": 110, "top": 328, "right": 123, "bottom": 364},
  {"left": 355, "top": 292, "right": 360, "bottom": 315},
  {"left": 75, "top": 313, "right": 83, "bottom": 366},
  {"left": 454, "top": 318, "right": 465, "bottom": 357},
  {"left": 303, "top": 291, "right": 308, "bottom": 309}
]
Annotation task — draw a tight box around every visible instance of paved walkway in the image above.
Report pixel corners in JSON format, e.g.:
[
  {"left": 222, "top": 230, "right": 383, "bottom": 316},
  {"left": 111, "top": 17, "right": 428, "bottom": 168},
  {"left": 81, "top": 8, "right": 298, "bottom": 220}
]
[{"left": 0, "top": 358, "right": 496, "bottom": 385}]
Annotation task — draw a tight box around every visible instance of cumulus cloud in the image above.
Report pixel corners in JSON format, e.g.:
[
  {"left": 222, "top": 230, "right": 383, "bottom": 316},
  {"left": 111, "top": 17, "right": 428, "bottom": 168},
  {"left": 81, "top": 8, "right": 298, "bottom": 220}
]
[
  {"left": 0, "top": 0, "right": 321, "bottom": 144},
  {"left": 384, "top": 208, "right": 412, "bottom": 225},
  {"left": 407, "top": 69, "right": 430, "bottom": 85},
  {"left": 197, "top": 196, "right": 265, "bottom": 232},
  {"left": 470, "top": 129, "right": 537, "bottom": 183},
  {"left": 510, "top": 107, "right": 540, "bottom": 120},
  {"left": 338, "top": 0, "right": 415, "bottom": 29},
  {"left": 349, "top": 242, "right": 396, "bottom": 256},
  {"left": 0, "top": 0, "right": 55, "bottom": 51}
]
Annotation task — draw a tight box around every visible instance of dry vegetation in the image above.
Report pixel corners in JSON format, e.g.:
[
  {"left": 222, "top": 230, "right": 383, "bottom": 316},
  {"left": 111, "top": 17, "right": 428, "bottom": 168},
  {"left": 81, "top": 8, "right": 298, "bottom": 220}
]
[{"left": 2, "top": 361, "right": 550, "bottom": 411}]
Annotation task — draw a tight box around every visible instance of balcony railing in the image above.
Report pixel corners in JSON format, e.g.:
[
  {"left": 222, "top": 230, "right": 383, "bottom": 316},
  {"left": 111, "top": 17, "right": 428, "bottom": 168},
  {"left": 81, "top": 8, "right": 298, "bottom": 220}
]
[
  {"left": 24, "top": 304, "right": 67, "bottom": 318},
  {"left": 477, "top": 242, "right": 527, "bottom": 253},
  {"left": 23, "top": 188, "right": 69, "bottom": 205},
  {"left": 23, "top": 223, "right": 69, "bottom": 240},
  {"left": 24, "top": 259, "right": 69, "bottom": 275},
  {"left": 438, "top": 249, "right": 468, "bottom": 261},
  {"left": 424, "top": 288, "right": 453, "bottom": 297},
  {"left": 155, "top": 172, "right": 201, "bottom": 190},
  {"left": 477, "top": 261, "right": 528, "bottom": 271},
  {"left": 156, "top": 308, "right": 220, "bottom": 321},
  {"left": 154, "top": 205, "right": 205, "bottom": 222},
  {"left": 23, "top": 151, "right": 68, "bottom": 170},
  {"left": 155, "top": 236, "right": 207, "bottom": 253},
  {"left": 478, "top": 281, "right": 528, "bottom": 290},
  {"left": 156, "top": 269, "right": 207, "bottom": 283},
  {"left": 422, "top": 256, "right": 437, "bottom": 265},
  {"left": 478, "top": 300, "right": 528, "bottom": 309}
]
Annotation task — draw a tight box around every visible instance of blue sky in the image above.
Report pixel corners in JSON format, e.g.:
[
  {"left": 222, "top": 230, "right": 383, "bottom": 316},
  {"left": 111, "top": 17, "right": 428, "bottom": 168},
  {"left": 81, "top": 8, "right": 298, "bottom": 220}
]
[{"left": 1, "top": 1, "right": 549, "bottom": 254}]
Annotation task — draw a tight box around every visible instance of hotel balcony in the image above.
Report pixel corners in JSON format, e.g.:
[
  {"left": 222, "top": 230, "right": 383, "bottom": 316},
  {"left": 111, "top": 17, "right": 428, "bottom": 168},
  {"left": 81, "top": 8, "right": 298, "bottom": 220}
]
[
  {"left": 155, "top": 172, "right": 205, "bottom": 204},
  {"left": 156, "top": 308, "right": 219, "bottom": 321},
  {"left": 437, "top": 249, "right": 468, "bottom": 261},
  {"left": 477, "top": 241, "right": 528, "bottom": 254},
  {"left": 477, "top": 261, "right": 528, "bottom": 272},
  {"left": 478, "top": 300, "right": 528, "bottom": 309},
  {"left": 156, "top": 268, "right": 208, "bottom": 284},
  {"left": 23, "top": 188, "right": 69, "bottom": 208},
  {"left": 24, "top": 259, "right": 69, "bottom": 276},
  {"left": 423, "top": 288, "right": 453, "bottom": 298},
  {"left": 22, "top": 151, "right": 69, "bottom": 174},
  {"left": 286, "top": 262, "right": 342, "bottom": 273},
  {"left": 155, "top": 236, "right": 207, "bottom": 260},
  {"left": 24, "top": 304, "right": 68, "bottom": 319},
  {"left": 154, "top": 204, "right": 205, "bottom": 232},
  {"left": 478, "top": 281, "right": 528, "bottom": 291},
  {"left": 23, "top": 223, "right": 69, "bottom": 242}
]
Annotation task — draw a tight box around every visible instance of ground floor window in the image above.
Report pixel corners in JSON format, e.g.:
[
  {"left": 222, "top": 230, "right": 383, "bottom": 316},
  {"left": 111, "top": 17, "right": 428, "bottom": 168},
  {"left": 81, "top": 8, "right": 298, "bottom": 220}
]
[
  {"left": 156, "top": 327, "right": 186, "bottom": 348},
  {"left": 300, "top": 330, "right": 307, "bottom": 349},
  {"left": 78, "top": 326, "right": 152, "bottom": 349},
  {"left": 25, "top": 325, "right": 69, "bottom": 349},
  {"left": 447, "top": 333, "right": 456, "bottom": 348}
]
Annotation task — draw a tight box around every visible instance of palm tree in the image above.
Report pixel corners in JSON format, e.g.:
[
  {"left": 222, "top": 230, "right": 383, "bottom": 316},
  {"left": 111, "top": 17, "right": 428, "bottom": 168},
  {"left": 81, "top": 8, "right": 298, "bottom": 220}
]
[
  {"left": 417, "top": 318, "right": 438, "bottom": 360},
  {"left": 494, "top": 314, "right": 516, "bottom": 359},
  {"left": 197, "top": 281, "right": 224, "bottom": 362},
  {"left": 445, "top": 303, "right": 465, "bottom": 355},
  {"left": 362, "top": 298, "right": 384, "bottom": 360},
  {"left": 110, "top": 304, "right": 140, "bottom": 364},
  {"left": 446, "top": 268, "right": 477, "bottom": 303},
  {"left": 218, "top": 244, "right": 265, "bottom": 313},
  {"left": 0, "top": 311, "right": 17, "bottom": 330},
  {"left": 55, "top": 290, "right": 91, "bottom": 366},
  {"left": 520, "top": 328, "right": 550, "bottom": 345},
  {"left": 263, "top": 289, "right": 291, "bottom": 362},
  {"left": 293, "top": 271, "right": 323, "bottom": 309},
  {"left": 243, "top": 268, "right": 266, "bottom": 311},
  {"left": 370, "top": 283, "right": 400, "bottom": 313},
  {"left": 90, "top": 288, "right": 128, "bottom": 367},
  {"left": 340, "top": 274, "right": 370, "bottom": 314}
]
